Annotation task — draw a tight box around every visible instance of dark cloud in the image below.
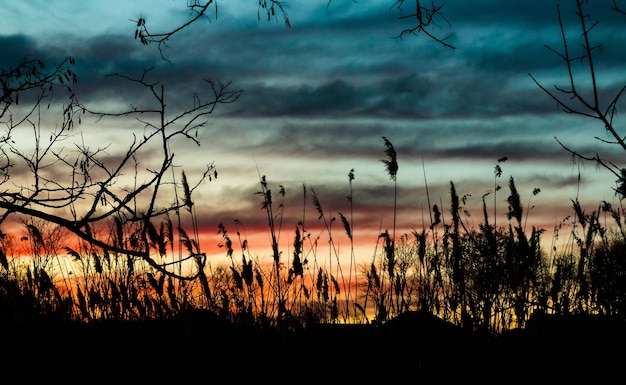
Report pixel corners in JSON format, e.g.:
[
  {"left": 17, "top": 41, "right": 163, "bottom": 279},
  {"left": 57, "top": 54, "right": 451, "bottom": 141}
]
[
  {"left": 2, "top": 0, "right": 626, "bottom": 257},
  {"left": 0, "top": 35, "right": 40, "bottom": 68}
]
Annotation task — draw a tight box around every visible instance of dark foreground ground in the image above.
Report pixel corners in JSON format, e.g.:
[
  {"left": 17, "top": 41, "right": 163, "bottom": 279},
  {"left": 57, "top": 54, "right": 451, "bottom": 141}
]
[{"left": 1, "top": 310, "right": 624, "bottom": 384}]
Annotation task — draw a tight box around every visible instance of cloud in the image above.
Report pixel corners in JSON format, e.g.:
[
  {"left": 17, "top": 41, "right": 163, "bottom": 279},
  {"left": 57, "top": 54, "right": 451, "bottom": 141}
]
[{"left": 2, "top": 0, "right": 626, "bottom": 261}]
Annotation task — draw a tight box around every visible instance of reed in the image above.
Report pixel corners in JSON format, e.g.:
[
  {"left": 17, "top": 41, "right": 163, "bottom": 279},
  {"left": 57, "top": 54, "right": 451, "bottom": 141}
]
[{"left": 0, "top": 138, "right": 625, "bottom": 339}]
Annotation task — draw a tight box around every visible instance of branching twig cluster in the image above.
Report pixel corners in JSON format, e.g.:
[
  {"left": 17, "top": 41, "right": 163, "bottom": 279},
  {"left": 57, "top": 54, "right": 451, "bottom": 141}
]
[
  {"left": 134, "top": 0, "right": 290, "bottom": 60},
  {"left": 0, "top": 60, "right": 242, "bottom": 281},
  {"left": 391, "top": 0, "right": 455, "bottom": 48},
  {"left": 134, "top": 0, "right": 453, "bottom": 58},
  {"left": 529, "top": 0, "right": 626, "bottom": 198}
]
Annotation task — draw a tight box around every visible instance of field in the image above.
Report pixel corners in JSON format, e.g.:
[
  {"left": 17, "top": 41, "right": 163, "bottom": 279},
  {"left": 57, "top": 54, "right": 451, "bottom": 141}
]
[
  {"left": 1, "top": 163, "right": 626, "bottom": 384},
  {"left": 4, "top": 2, "right": 626, "bottom": 384}
]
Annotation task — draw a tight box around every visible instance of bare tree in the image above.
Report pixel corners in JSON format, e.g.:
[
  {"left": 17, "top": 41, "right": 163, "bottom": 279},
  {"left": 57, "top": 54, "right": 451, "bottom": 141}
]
[
  {"left": 529, "top": 0, "right": 626, "bottom": 197},
  {"left": 0, "top": 60, "right": 241, "bottom": 281}
]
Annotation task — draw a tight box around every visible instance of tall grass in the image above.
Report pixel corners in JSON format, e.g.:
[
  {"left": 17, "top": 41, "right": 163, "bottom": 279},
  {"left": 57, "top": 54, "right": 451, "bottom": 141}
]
[{"left": 1, "top": 137, "right": 626, "bottom": 334}]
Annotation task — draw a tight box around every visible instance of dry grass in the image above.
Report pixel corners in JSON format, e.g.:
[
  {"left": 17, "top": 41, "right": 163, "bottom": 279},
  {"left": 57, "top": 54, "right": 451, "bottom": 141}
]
[{"left": 0, "top": 140, "right": 625, "bottom": 338}]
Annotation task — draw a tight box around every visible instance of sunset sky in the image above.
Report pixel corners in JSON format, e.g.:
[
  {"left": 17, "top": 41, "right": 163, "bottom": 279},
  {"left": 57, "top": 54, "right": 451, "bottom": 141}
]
[{"left": 2, "top": 0, "right": 626, "bottom": 268}]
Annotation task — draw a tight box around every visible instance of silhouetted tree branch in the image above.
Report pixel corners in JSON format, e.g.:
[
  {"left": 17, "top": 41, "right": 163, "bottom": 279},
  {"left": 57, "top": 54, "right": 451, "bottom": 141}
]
[
  {"left": 0, "top": 56, "right": 76, "bottom": 120},
  {"left": 0, "top": 56, "right": 80, "bottom": 220},
  {"left": 612, "top": 0, "right": 626, "bottom": 16},
  {"left": 529, "top": 0, "right": 626, "bottom": 197},
  {"left": 134, "top": 0, "right": 454, "bottom": 58},
  {"left": 134, "top": 0, "right": 290, "bottom": 59},
  {"left": 0, "top": 60, "right": 241, "bottom": 281},
  {"left": 391, "top": 0, "right": 455, "bottom": 48}
]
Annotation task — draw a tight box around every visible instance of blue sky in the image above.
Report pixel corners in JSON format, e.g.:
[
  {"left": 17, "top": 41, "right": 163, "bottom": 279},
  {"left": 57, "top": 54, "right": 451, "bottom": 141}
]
[{"left": 2, "top": 0, "right": 626, "bottom": 261}]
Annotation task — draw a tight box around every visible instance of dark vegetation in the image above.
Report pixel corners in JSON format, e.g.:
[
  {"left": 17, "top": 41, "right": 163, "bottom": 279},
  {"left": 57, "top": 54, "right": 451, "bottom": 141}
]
[{"left": 1, "top": 0, "right": 626, "bottom": 382}]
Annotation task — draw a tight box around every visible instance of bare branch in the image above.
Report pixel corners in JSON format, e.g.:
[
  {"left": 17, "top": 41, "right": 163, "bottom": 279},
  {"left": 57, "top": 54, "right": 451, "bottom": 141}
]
[
  {"left": 134, "top": 1, "right": 291, "bottom": 60},
  {"left": 612, "top": 0, "right": 626, "bottom": 16},
  {"left": 530, "top": 0, "right": 626, "bottom": 194},
  {"left": 391, "top": 0, "right": 455, "bottom": 49},
  {"left": 0, "top": 58, "right": 241, "bottom": 280},
  {"left": 0, "top": 56, "right": 76, "bottom": 121},
  {"left": 136, "top": 1, "right": 454, "bottom": 59}
]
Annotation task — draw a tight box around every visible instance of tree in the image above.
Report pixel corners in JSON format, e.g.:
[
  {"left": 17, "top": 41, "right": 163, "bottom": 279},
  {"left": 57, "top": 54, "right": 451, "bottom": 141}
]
[
  {"left": 0, "top": 58, "right": 241, "bottom": 281},
  {"left": 529, "top": 0, "right": 626, "bottom": 198},
  {"left": 530, "top": 0, "right": 626, "bottom": 316}
]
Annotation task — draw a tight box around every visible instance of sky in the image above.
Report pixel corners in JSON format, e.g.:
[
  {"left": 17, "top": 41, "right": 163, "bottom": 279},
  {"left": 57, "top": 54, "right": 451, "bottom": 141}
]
[{"left": 2, "top": 0, "right": 626, "bottom": 268}]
